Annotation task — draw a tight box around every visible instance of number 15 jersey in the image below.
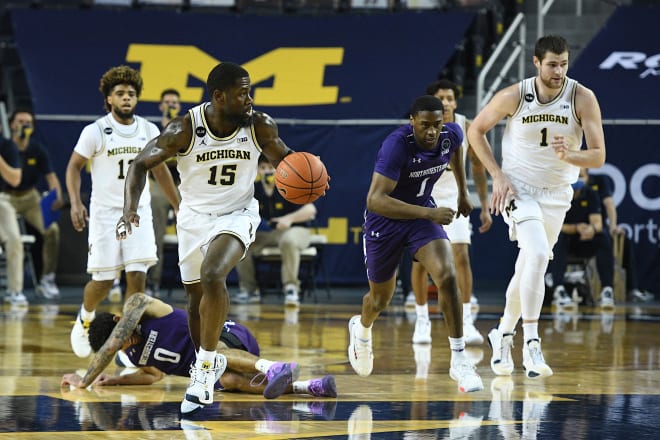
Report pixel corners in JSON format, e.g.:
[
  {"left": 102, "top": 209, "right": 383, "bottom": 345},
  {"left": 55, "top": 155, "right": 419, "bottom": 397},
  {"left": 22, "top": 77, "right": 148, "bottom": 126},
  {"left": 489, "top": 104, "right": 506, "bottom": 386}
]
[{"left": 177, "top": 103, "right": 261, "bottom": 215}]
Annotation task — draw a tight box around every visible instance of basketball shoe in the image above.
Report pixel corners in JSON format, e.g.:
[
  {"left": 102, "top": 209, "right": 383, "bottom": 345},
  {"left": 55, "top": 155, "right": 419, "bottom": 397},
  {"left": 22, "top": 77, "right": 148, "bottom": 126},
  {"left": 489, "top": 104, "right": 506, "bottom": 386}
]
[
  {"left": 4, "top": 291, "right": 28, "bottom": 307},
  {"left": 263, "top": 362, "right": 300, "bottom": 399},
  {"left": 600, "top": 286, "right": 615, "bottom": 309},
  {"left": 412, "top": 316, "right": 432, "bottom": 344},
  {"left": 348, "top": 315, "right": 373, "bottom": 376},
  {"left": 522, "top": 338, "right": 553, "bottom": 378},
  {"left": 463, "top": 313, "right": 483, "bottom": 345},
  {"left": 308, "top": 375, "right": 338, "bottom": 398},
  {"left": 487, "top": 327, "right": 515, "bottom": 376},
  {"left": 449, "top": 352, "right": 484, "bottom": 392},
  {"left": 71, "top": 310, "right": 93, "bottom": 358},
  {"left": 180, "top": 354, "right": 227, "bottom": 415},
  {"left": 284, "top": 285, "right": 300, "bottom": 307}
]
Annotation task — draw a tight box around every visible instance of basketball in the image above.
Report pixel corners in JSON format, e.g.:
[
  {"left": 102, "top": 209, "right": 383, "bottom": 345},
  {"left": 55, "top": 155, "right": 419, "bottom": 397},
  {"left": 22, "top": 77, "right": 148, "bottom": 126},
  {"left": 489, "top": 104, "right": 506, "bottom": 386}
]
[{"left": 275, "top": 152, "right": 329, "bottom": 204}]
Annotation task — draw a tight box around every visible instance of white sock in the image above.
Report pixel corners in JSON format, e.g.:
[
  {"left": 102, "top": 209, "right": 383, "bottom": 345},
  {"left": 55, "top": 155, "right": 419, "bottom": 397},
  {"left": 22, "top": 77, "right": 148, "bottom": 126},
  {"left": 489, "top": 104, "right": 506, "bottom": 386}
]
[
  {"left": 522, "top": 323, "right": 539, "bottom": 342},
  {"left": 255, "top": 359, "right": 275, "bottom": 374},
  {"left": 462, "top": 303, "right": 472, "bottom": 324},
  {"left": 357, "top": 318, "right": 372, "bottom": 340},
  {"left": 80, "top": 305, "right": 95, "bottom": 322},
  {"left": 416, "top": 303, "right": 429, "bottom": 320},
  {"left": 196, "top": 348, "right": 216, "bottom": 368},
  {"left": 292, "top": 380, "right": 310, "bottom": 394},
  {"left": 448, "top": 336, "right": 465, "bottom": 352}
]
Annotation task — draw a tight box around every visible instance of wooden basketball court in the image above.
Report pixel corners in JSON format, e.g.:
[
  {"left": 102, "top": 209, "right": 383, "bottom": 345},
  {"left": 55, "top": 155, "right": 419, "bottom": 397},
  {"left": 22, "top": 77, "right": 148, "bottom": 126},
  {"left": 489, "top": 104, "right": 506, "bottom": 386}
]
[{"left": 1, "top": 290, "right": 658, "bottom": 439}]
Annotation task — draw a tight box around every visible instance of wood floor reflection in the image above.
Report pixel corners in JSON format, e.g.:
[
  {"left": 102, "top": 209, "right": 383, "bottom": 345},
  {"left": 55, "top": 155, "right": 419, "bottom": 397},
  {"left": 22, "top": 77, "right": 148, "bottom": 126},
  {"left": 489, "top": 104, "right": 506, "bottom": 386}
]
[{"left": 0, "top": 292, "right": 659, "bottom": 439}]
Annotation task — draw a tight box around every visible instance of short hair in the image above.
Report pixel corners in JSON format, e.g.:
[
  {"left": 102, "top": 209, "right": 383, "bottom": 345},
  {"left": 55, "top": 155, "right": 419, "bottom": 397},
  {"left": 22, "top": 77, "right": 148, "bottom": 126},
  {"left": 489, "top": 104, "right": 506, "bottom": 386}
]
[
  {"left": 206, "top": 62, "right": 249, "bottom": 97},
  {"left": 160, "top": 88, "right": 180, "bottom": 100},
  {"left": 88, "top": 312, "right": 118, "bottom": 352},
  {"left": 99, "top": 65, "right": 143, "bottom": 112},
  {"left": 425, "top": 79, "right": 461, "bottom": 99},
  {"left": 8, "top": 107, "right": 35, "bottom": 125},
  {"left": 535, "top": 35, "right": 570, "bottom": 61},
  {"left": 410, "top": 95, "right": 444, "bottom": 116}
]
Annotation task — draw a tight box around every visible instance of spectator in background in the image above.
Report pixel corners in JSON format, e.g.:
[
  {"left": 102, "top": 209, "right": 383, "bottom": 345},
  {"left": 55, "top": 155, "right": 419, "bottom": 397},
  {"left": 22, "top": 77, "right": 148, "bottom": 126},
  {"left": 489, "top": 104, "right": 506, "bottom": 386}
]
[
  {"left": 234, "top": 154, "right": 317, "bottom": 307},
  {"left": 7, "top": 108, "right": 64, "bottom": 299},
  {"left": 0, "top": 135, "right": 27, "bottom": 306},
  {"left": 549, "top": 169, "right": 615, "bottom": 309},
  {"left": 145, "top": 88, "right": 182, "bottom": 298},
  {"left": 586, "top": 169, "right": 654, "bottom": 302},
  {"left": 407, "top": 79, "right": 492, "bottom": 346}
]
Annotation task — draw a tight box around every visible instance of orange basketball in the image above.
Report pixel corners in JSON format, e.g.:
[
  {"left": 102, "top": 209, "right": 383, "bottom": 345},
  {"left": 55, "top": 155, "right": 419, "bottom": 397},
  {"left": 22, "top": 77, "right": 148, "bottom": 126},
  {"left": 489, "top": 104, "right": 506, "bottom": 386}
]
[{"left": 275, "top": 152, "right": 329, "bottom": 204}]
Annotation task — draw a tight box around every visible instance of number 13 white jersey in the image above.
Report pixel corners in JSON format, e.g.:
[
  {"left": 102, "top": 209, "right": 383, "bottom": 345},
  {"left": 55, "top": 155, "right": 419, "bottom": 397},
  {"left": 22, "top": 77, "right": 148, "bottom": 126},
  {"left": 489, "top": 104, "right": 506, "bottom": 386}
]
[
  {"left": 501, "top": 76, "right": 583, "bottom": 189},
  {"left": 177, "top": 103, "right": 262, "bottom": 215}
]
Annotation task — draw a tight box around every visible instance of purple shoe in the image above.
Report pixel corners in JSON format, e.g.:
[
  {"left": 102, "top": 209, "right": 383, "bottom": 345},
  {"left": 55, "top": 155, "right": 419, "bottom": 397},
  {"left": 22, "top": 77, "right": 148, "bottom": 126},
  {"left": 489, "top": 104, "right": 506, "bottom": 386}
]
[
  {"left": 263, "top": 362, "right": 300, "bottom": 399},
  {"left": 308, "top": 375, "right": 337, "bottom": 398}
]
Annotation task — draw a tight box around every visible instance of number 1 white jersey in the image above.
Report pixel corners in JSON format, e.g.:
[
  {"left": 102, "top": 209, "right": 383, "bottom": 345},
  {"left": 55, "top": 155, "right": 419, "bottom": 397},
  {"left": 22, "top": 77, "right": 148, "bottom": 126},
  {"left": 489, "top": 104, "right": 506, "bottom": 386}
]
[
  {"left": 501, "top": 76, "right": 583, "bottom": 189},
  {"left": 73, "top": 114, "right": 159, "bottom": 210},
  {"left": 177, "top": 103, "right": 262, "bottom": 215}
]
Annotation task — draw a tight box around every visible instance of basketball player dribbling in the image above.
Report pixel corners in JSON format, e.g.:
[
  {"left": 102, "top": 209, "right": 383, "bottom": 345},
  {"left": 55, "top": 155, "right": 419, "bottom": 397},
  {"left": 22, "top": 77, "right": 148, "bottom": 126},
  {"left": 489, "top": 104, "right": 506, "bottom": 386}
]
[
  {"left": 347, "top": 95, "right": 484, "bottom": 393},
  {"left": 117, "top": 62, "right": 311, "bottom": 415},
  {"left": 467, "top": 35, "right": 606, "bottom": 378}
]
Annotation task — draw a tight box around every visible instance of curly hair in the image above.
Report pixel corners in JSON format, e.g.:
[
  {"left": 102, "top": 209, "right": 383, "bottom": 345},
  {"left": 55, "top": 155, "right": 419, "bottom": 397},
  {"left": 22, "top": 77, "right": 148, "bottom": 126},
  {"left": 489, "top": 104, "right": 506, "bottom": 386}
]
[
  {"left": 99, "top": 65, "right": 143, "bottom": 112},
  {"left": 88, "top": 312, "right": 118, "bottom": 352}
]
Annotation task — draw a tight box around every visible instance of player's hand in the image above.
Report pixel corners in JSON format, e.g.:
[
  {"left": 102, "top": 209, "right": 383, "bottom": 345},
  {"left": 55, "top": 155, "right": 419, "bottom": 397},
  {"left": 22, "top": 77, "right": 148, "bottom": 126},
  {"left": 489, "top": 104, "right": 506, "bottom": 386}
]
[
  {"left": 116, "top": 211, "right": 139, "bottom": 240},
  {"left": 431, "top": 207, "right": 456, "bottom": 225},
  {"left": 61, "top": 373, "right": 85, "bottom": 388},
  {"left": 456, "top": 193, "right": 473, "bottom": 218},
  {"left": 577, "top": 223, "right": 595, "bottom": 241},
  {"left": 93, "top": 373, "right": 117, "bottom": 386},
  {"left": 479, "top": 208, "right": 493, "bottom": 233},
  {"left": 490, "top": 173, "right": 515, "bottom": 216},
  {"left": 551, "top": 135, "right": 570, "bottom": 161},
  {"left": 69, "top": 202, "right": 89, "bottom": 232}
]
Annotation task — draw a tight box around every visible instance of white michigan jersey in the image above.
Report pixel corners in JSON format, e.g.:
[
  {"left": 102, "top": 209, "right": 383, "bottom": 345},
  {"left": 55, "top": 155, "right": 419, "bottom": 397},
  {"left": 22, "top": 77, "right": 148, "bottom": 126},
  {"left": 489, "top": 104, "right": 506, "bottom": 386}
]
[
  {"left": 177, "top": 103, "right": 262, "bottom": 215},
  {"left": 501, "top": 76, "right": 583, "bottom": 189},
  {"left": 73, "top": 114, "right": 159, "bottom": 209},
  {"left": 431, "top": 113, "right": 468, "bottom": 210}
]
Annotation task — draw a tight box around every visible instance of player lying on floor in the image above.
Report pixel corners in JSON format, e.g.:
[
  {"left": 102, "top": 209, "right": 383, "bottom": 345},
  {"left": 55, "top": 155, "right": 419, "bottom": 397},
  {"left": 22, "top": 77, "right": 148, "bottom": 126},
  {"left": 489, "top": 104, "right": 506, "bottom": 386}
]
[{"left": 61, "top": 293, "right": 336, "bottom": 399}]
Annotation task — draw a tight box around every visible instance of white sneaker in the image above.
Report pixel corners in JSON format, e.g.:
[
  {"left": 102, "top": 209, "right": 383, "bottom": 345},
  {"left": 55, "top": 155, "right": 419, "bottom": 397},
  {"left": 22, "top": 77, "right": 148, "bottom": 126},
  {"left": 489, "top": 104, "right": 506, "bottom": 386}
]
[
  {"left": 553, "top": 285, "right": 576, "bottom": 308},
  {"left": 5, "top": 291, "right": 28, "bottom": 307},
  {"left": 449, "top": 356, "right": 484, "bottom": 392},
  {"left": 412, "top": 316, "right": 432, "bottom": 344},
  {"left": 108, "top": 280, "right": 122, "bottom": 303},
  {"left": 487, "top": 328, "right": 514, "bottom": 376},
  {"left": 463, "top": 320, "right": 484, "bottom": 345},
  {"left": 404, "top": 292, "right": 416, "bottom": 308},
  {"left": 522, "top": 339, "right": 553, "bottom": 378},
  {"left": 180, "top": 354, "right": 227, "bottom": 415},
  {"left": 284, "top": 287, "right": 300, "bottom": 307},
  {"left": 232, "top": 290, "right": 261, "bottom": 304},
  {"left": 629, "top": 289, "right": 654, "bottom": 302},
  {"left": 347, "top": 315, "right": 373, "bottom": 377},
  {"left": 71, "top": 311, "right": 93, "bottom": 358},
  {"left": 39, "top": 273, "right": 60, "bottom": 299},
  {"left": 600, "top": 286, "right": 615, "bottom": 309}
]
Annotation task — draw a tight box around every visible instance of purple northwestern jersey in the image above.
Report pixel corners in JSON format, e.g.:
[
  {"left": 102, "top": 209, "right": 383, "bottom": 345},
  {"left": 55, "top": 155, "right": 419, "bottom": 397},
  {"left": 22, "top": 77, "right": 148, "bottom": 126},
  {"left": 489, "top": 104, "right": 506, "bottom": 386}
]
[
  {"left": 125, "top": 308, "right": 259, "bottom": 377},
  {"left": 363, "top": 123, "right": 463, "bottom": 282}
]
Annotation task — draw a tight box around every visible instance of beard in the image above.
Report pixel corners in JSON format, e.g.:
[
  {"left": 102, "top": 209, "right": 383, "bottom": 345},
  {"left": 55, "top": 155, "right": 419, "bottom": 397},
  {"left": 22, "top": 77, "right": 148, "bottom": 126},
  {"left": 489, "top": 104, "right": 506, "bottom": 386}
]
[
  {"left": 113, "top": 106, "right": 135, "bottom": 121},
  {"left": 225, "top": 111, "right": 252, "bottom": 127}
]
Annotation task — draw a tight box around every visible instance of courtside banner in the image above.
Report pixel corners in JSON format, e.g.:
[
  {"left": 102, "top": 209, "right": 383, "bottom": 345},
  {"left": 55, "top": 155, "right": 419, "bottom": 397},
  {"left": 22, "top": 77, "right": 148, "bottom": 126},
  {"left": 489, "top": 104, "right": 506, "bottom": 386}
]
[
  {"left": 570, "top": 5, "right": 660, "bottom": 119},
  {"left": 11, "top": 9, "right": 474, "bottom": 119}
]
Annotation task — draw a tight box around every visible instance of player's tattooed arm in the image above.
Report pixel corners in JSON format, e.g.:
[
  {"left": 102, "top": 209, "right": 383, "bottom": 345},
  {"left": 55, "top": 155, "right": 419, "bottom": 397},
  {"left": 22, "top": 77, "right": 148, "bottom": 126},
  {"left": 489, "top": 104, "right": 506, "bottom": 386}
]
[{"left": 79, "top": 294, "right": 152, "bottom": 388}]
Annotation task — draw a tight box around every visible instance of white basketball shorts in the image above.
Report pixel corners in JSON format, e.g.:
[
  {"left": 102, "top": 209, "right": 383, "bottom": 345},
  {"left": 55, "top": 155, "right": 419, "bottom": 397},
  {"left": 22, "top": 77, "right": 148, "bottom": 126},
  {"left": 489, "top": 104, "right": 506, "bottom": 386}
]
[
  {"left": 87, "top": 204, "right": 157, "bottom": 280},
  {"left": 501, "top": 176, "right": 573, "bottom": 251},
  {"left": 176, "top": 198, "right": 260, "bottom": 284}
]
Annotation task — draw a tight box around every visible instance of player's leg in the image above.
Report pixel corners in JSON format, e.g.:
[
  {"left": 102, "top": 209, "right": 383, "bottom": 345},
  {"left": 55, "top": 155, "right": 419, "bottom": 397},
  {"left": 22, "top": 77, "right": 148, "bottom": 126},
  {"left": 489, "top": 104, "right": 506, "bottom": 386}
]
[
  {"left": 71, "top": 274, "right": 114, "bottom": 358},
  {"left": 410, "top": 260, "right": 432, "bottom": 344},
  {"left": 124, "top": 269, "right": 147, "bottom": 299},
  {"left": 416, "top": 238, "right": 483, "bottom": 392}
]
